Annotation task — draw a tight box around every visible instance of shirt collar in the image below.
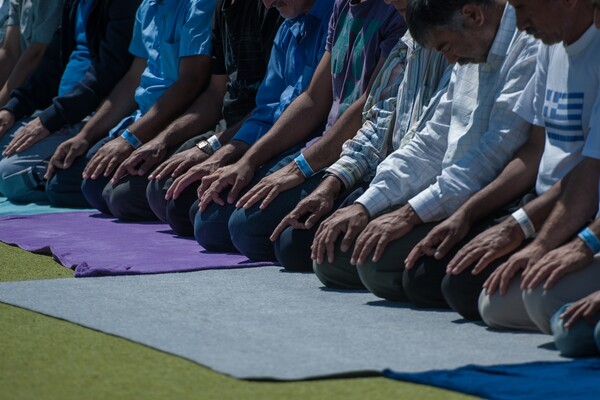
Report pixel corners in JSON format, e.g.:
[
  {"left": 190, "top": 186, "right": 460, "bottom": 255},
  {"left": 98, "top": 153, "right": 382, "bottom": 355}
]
[{"left": 486, "top": 3, "right": 517, "bottom": 63}]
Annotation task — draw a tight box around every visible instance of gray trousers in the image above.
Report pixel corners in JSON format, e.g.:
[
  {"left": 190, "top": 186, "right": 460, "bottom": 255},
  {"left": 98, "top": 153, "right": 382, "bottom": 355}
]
[
  {"left": 0, "top": 116, "right": 83, "bottom": 203},
  {"left": 479, "top": 257, "right": 600, "bottom": 334}
]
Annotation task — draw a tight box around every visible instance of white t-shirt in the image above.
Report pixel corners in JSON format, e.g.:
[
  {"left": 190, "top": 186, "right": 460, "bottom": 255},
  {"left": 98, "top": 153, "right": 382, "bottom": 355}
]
[{"left": 514, "top": 25, "right": 600, "bottom": 195}]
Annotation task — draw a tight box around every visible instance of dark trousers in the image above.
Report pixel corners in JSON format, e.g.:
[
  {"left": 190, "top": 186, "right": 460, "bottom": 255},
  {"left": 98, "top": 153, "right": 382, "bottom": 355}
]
[{"left": 193, "top": 144, "right": 304, "bottom": 257}]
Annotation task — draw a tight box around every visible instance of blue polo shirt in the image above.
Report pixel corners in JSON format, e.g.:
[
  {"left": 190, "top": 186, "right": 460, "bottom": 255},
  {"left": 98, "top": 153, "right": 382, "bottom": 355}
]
[
  {"left": 110, "top": 0, "right": 214, "bottom": 136},
  {"left": 57, "top": 0, "right": 94, "bottom": 97},
  {"left": 231, "top": 0, "right": 334, "bottom": 145}
]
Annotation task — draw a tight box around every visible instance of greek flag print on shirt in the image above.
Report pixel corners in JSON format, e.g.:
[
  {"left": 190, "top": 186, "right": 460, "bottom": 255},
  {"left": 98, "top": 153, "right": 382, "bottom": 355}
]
[{"left": 543, "top": 90, "right": 585, "bottom": 143}]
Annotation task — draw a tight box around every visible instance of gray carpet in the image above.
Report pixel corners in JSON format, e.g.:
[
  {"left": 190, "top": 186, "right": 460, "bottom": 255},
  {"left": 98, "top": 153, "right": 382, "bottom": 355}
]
[{"left": 0, "top": 266, "right": 564, "bottom": 380}]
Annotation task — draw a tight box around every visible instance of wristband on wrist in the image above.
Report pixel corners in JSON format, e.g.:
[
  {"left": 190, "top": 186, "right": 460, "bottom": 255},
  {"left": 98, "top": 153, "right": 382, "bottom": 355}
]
[
  {"left": 207, "top": 135, "right": 221, "bottom": 152},
  {"left": 120, "top": 129, "right": 142, "bottom": 149},
  {"left": 293, "top": 153, "right": 315, "bottom": 178},
  {"left": 196, "top": 140, "right": 214, "bottom": 155},
  {"left": 578, "top": 227, "right": 600, "bottom": 254},
  {"left": 511, "top": 208, "right": 536, "bottom": 239}
]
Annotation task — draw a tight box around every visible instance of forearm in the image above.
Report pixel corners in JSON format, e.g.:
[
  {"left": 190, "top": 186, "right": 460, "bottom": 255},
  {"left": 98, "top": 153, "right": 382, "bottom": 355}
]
[
  {"left": 533, "top": 157, "right": 600, "bottom": 249},
  {"left": 0, "top": 44, "right": 47, "bottom": 106},
  {"left": 211, "top": 140, "right": 250, "bottom": 167},
  {"left": 243, "top": 90, "right": 332, "bottom": 169},
  {"left": 0, "top": 47, "right": 17, "bottom": 88},
  {"left": 302, "top": 93, "right": 367, "bottom": 171},
  {"left": 458, "top": 125, "right": 544, "bottom": 224},
  {"left": 151, "top": 73, "right": 226, "bottom": 148}
]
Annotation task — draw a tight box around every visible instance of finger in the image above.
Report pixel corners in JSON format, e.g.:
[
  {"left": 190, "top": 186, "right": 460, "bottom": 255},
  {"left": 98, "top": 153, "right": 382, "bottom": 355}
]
[
  {"left": 103, "top": 157, "right": 120, "bottom": 178},
  {"left": 149, "top": 161, "right": 171, "bottom": 180},
  {"left": 564, "top": 304, "right": 586, "bottom": 328},
  {"left": 44, "top": 162, "right": 56, "bottom": 180},
  {"left": 270, "top": 217, "right": 292, "bottom": 242},
  {"left": 471, "top": 252, "right": 496, "bottom": 275},
  {"left": 435, "top": 235, "right": 458, "bottom": 260},
  {"left": 499, "top": 263, "right": 519, "bottom": 296},
  {"left": 543, "top": 267, "right": 567, "bottom": 290},
  {"left": 111, "top": 164, "right": 128, "bottom": 184},
  {"left": 449, "top": 249, "right": 482, "bottom": 275},
  {"left": 371, "top": 235, "right": 392, "bottom": 263},
  {"left": 227, "top": 177, "right": 247, "bottom": 204},
  {"left": 14, "top": 136, "right": 36, "bottom": 154},
  {"left": 351, "top": 232, "right": 372, "bottom": 265},
  {"left": 304, "top": 211, "right": 322, "bottom": 230},
  {"left": 483, "top": 269, "right": 501, "bottom": 295},
  {"left": 237, "top": 185, "right": 267, "bottom": 209},
  {"left": 171, "top": 161, "right": 192, "bottom": 178},
  {"left": 63, "top": 147, "right": 80, "bottom": 169},
  {"left": 171, "top": 172, "right": 200, "bottom": 200},
  {"left": 404, "top": 244, "right": 423, "bottom": 270},
  {"left": 137, "top": 157, "right": 158, "bottom": 176}
]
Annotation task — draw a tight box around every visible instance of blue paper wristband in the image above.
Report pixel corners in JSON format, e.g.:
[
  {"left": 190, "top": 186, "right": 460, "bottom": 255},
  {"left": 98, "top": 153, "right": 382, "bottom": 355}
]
[
  {"left": 121, "top": 129, "right": 142, "bottom": 149},
  {"left": 578, "top": 227, "right": 600, "bottom": 254},
  {"left": 293, "top": 153, "right": 315, "bottom": 178}
]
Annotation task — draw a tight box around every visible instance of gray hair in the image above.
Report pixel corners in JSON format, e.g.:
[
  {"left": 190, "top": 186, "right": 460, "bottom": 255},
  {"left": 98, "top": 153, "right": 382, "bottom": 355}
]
[{"left": 406, "top": 0, "right": 495, "bottom": 46}]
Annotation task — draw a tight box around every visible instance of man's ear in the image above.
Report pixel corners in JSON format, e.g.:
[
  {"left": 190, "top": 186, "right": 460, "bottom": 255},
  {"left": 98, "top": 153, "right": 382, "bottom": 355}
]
[{"left": 460, "top": 3, "right": 486, "bottom": 29}]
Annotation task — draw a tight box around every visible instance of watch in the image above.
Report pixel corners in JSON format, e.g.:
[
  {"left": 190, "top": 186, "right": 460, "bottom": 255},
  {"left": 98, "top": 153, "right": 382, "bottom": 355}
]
[{"left": 196, "top": 140, "right": 214, "bottom": 156}]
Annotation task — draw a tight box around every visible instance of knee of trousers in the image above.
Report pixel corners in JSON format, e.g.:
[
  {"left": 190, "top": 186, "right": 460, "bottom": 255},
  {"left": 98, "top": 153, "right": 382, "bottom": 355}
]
[
  {"left": 401, "top": 264, "right": 447, "bottom": 308},
  {"left": 228, "top": 207, "right": 276, "bottom": 261},
  {"left": 0, "top": 159, "right": 45, "bottom": 201},
  {"left": 82, "top": 178, "right": 112, "bottom": 215},
  {"left": 193, "top": 205, "right": 238, "bottom": 253},
  {"left": 146, "top": 178, "right": 169, "bottom": 223},
  {"left": 357, "top": 262, "right": 408, "bottom": 302},
  {"left": 46, "top": 169, "right": 90, "bottom": 208},
  {"left": 523, "top": 286, "right": 564, "bottom": 335},
  {"left": 103, "top": 182, "right": 153, "bottom": 221},
  {"left": 442, "top": 273, "right": 484, "bottom": 321},
  {"left": 313, "top": 258, "right": 365, "bottom": 290},
  {"left": 165, "top": 198, "right": 195, "bottom": 237},
  {"left": 551, "top": 304, "right": 600, "bottom": 357},
  {"left": 273, "top": 226, "right": 314, "bottom": 272}
]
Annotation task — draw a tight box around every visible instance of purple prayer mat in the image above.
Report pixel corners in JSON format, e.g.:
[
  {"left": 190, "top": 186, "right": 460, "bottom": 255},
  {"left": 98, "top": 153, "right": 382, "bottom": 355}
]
[{"left": 0, "top": 212, "right": 276, "bottom": 277}]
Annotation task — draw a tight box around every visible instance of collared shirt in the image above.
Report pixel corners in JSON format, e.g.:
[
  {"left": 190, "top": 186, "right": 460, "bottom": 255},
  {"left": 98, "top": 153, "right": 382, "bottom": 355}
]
[
  {"left": 57, "top": 0, "right": 94, "bottom": 97},
  {"left": 0, "top": 0, "right": 9, "bottom": 44},
  {"left": 232, "top": 0, "right": 334, "bottom": 145},
  {"left": 326, "top": 31, "right": 451, "bottom": 189},
  {"left": 356, "top": 4, "right": 538, "bottom": 222},
  {"left": 109, "top": 0, "right": 214, "bottom": 135},
  {"left": 8, "top": 0, "right": 62, "bottom": 51},
  {"left": 211, "top": 0, "right": 282, "bottom": 126}
]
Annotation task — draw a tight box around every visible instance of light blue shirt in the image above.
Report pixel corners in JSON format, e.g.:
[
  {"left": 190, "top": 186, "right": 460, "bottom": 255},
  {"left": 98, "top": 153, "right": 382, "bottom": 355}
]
[
  {"left": 231, "top": 0, "right": 334, "bottom": 145},
  {"left": 110, "top": 0, "right": 214, "bottom": 136},
  {"left": 356, "top": 5, "right": 539, "bottom": 222},
  {"left": 58, "top": 0, "right": 94, "bottom": 97}
]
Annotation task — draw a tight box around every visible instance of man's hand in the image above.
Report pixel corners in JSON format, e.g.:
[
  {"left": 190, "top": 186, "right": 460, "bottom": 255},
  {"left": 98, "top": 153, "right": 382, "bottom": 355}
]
[
  {"left": 405, "top": 210, "right": 472, "bottom": 269},
  {"left": 270, "top": 176, "right": 342, "bottom": 241},
  {"left": 236, "top": 162, "right": 305, "bottom": 210},
  {"left": 0, "top": 109, "right": 15, "bottom": 138},
  {"left": 197, "top": 161, "right": 255, "bottom": 211},
  {"left": 483, "top": 242, "right": 547, "bottom": 295},
  {"left": 445, "top": 218, "right": 525, "bottom": 276},
  {"left": 82, "top": 137, "right": 134, "bottom": 180},
  {"left": 2, "top": 117, "right": 50, "bottom": 156},
  {"left": 560, "top": 291, "right": 600, "bottom": 328},
  {"left": 164, "top": 154, "right": 221, "bottom": 200},
  {"left": 311, "top": 203, "right": 370, "bottom": 264},
  {"left": 111, "top": 140, "right": 168, "bottom": 184},
  {"left": 45, "top": 136, "right": 90, "bottom": 179},
  {"left": 520, "top": 238, "right": 594, "bottom": 290},
  {"left": 352, "top": 204, "right": 422, "bottom": 266},
  {"left": 149, "top": 147, "right": 208, "bottom": 181}
]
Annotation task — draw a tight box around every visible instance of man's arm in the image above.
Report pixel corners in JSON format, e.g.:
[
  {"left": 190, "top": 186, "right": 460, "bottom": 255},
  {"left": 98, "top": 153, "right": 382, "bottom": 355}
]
[
  {"left": 239, "top": 52, "right": 333, "bottom": 171},
  {"left": 0, "top": 42, "right": 49, "bottom": 107},
  {"left": 0, "top": 25, "right": 21, "bottom": 88}
]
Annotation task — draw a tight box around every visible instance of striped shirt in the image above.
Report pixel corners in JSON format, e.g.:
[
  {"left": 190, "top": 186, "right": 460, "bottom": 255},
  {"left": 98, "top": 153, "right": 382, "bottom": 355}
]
[
  {"left": 326, "top": 32, "right": 451, "bottom": 190},
  {"left": 356, "top": 4, "right": 539, "bottom": 222}
]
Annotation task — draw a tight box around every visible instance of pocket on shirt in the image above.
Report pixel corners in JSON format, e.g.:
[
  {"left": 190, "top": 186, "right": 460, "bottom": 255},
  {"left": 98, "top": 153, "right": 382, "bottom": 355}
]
[{"left": 158, "top": 40, "right": 181, "bottom": 81}]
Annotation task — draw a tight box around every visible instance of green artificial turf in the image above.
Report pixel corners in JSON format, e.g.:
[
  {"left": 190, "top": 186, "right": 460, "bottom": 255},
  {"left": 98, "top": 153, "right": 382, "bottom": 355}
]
[{"left": 0, "top": 242, "right": 474, "bottom": 399}]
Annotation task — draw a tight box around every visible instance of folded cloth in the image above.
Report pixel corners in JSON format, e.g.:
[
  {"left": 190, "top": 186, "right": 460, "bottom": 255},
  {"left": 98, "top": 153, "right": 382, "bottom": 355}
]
[
  {"left": 0, "top": 212, "right": 275, "bottom": 277},
  {"left": 385, "top": 358, "right": 600, "bottom": 400}
]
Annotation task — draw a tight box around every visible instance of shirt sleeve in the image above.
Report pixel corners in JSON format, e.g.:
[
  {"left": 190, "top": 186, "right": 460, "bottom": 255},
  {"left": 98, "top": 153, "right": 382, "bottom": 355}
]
[
  {"left": 407, "top": 36, "right": 538, "bottom": 222},
  {"left": 326, "top": 42, "right": 408, "bottom": 188},
  {"left": 129, "top": 6, "right": 148, "bottom": 58},
  {"left": 179, "top": 0, "right": 214, "bottom": 57},
  {"left": 30, "top": 0, "right": 62, "bottom": 44},
  {"left": 513, "top": 45, "right": 548, "bottom": 127},
  {"left": 355, "top": 69, "right": 456, "bottom": 217},
  {"left": 324, "top": 2, "right": 338, "bottom": 53},
  {"left": 7, "top": 0, "right": 18, "bottom": 27}
]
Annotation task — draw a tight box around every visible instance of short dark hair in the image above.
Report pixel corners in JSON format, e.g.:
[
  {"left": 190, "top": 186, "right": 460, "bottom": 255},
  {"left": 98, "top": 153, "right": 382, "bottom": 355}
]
[{"left": 406, "top": 0, "right": 495, "bottom": 46}]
